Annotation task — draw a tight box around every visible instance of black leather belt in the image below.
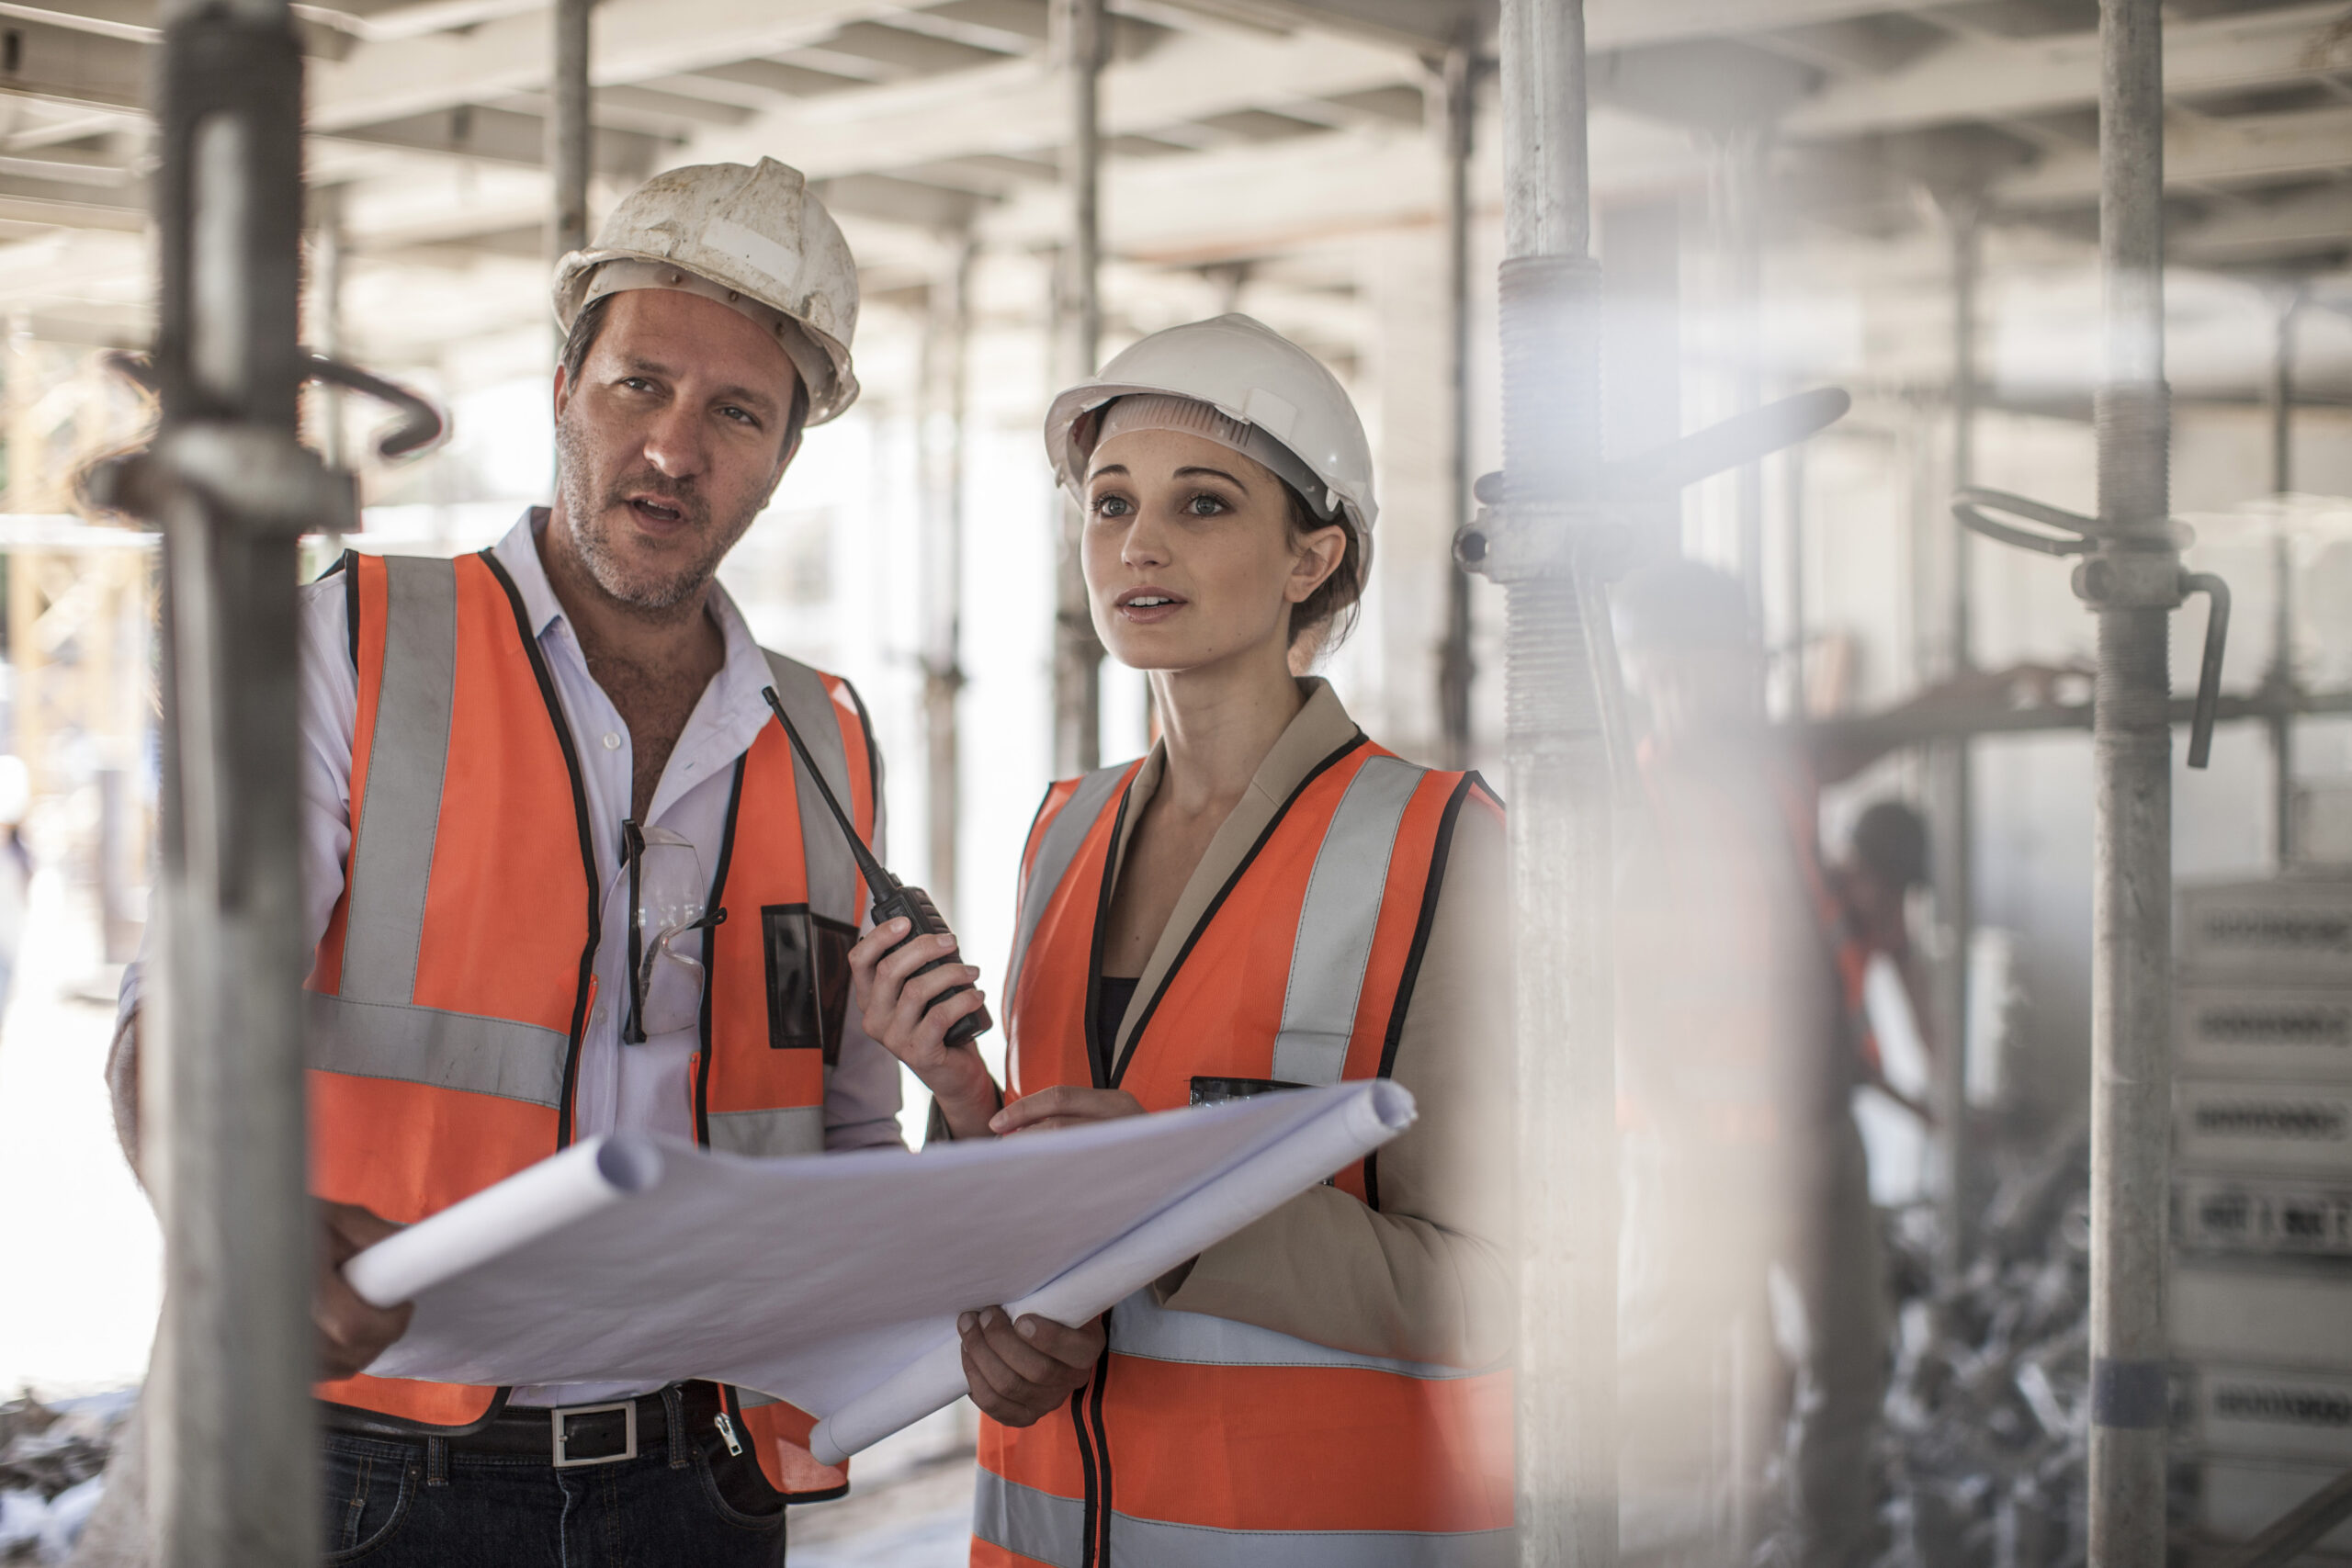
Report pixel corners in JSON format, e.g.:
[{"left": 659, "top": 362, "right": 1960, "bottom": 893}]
[{"left": 329, "top": 1382, "right": 727, "bottom": 1470}]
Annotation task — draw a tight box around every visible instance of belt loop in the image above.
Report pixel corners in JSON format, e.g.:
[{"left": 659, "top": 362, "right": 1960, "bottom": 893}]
[
  {"left": 424, "top": 1437, "right": 450, "bottom": 1488},
  {"left": 663, "top": 1384, "right": 690, "bottom": 1470}
]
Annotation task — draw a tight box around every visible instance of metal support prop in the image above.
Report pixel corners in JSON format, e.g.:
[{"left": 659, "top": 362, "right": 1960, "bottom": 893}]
[
  {"left": 2086, "top": 3, "right": 2177, "bottom": 1555},
  {"left": 1051, "top": 0, "right": 1105, "bottom": 776},
  {"left": 548, "top": 0, "right": 593, "bottom": 262},
  {"left": 1929, "top": 197, "right": 1980, "bottom": 1280},
  {"left": 1436, "top": 28, "right": 1476, "bottom": 771},
  {"left": 136, "top": 0, "right": 344, "bottom": 1559},
  {"left": 2264, "top": 288, "right": 2301, "bottom": 865},
  {"left": 1485, "top": 0, "right": 1617, "bottom": 1560},
  {"left": 922, "top": 233, "right": 975, "bottom": 917}
]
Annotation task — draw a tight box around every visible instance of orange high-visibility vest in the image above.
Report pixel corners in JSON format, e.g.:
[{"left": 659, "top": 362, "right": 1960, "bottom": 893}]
[
  {"left": 304, "top": 549, "right": 874, "bottom": 1500},
  {"left": 975, "top": 736, "right": 1514, "bottom": 1568}
]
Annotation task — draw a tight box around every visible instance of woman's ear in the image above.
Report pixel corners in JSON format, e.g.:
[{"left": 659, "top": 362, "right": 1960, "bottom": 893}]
[{"left": 1285, "top": 523, "right": 1349, "bottom": 604}]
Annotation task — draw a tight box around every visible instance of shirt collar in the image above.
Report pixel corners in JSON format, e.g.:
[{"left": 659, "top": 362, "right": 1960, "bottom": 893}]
[{"left": 494, "top": 504, "right": 782, "bottom": 745}]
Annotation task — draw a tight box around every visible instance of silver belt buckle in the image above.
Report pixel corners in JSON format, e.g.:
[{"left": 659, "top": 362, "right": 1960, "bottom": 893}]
[{"left": 550, "top": 1400, "right": 638, "bottom": 1469}]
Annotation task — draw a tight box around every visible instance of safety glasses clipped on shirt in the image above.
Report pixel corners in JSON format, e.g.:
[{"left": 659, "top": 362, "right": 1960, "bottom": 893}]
[{"left": 621, "top": 819, "right": 726, "bottom": 1044}]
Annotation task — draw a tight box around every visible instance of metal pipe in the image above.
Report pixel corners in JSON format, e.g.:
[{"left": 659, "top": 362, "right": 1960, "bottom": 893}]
[
  {"left": 2266, "top": 288, "right": 2300, "bottom": 865},
  {"left": 922, "top": 233, "right": 974, "bottom": 918},
  {"left": 2086, "top": 2, "right": 2177, "bottom": 1558},
  {"left": 1437, "top": 28, "right": 1476, "bottom": 771},
  {"left": 144, "top": 0, "right": 320, "bottom": 1559},
  {"left": 1491, "top": 0, "right": 1616, "bottom": 1561},
  {"left": 313, "top": 182, "right": 345, "bottom": 472},
  {"left": 547, "top": 0, "right": 592, "bottom": 262},
  {"left": 1052, "top": 0, "right": 1104, "bottom": 776},
  {"left": 1929, "top": 196, "right": 1980, "bottom": 1280}
]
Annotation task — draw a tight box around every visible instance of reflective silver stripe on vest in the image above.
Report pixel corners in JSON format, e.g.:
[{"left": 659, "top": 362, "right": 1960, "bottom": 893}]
[
  {"left": 1269, "top": 754, "right": 1425, "bottom": 1087},
  {"left": 1110, "top": 1513, "right": 1516, "bottom": 1568},
  {"left": 975, "top": 1472, "right": 1516, "bottom": 1568},
  {"left": 974, "top": 1471, "right": 1084, "bottom": 1568},
  {"left": 305, "top": 990, "right": 568, "bottom": 1107},
  {"left": 705, "top": 1105, "right": 827, "bottom": 1159},
  {"left": 1107, "top": 1290, "right": 1492, "bottom": 1382},
  {"left": 1006, "top": 764, "right": 1128, "bottom": 1005},
  {"left": 339, "top": 555, "right": 458, "bottom": 1006},
  {"left": 763, "top": 650, "right": 862, "bottom": 928}
]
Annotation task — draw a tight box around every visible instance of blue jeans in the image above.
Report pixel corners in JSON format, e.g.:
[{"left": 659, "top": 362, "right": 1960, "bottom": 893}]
[{"left": 321, "top": 1405, "right": 786, "bottom": 1566}]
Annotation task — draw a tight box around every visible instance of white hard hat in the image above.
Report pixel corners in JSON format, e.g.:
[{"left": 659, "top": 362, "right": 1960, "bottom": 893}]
[
  {"left": 1045, "top": 314, "right": 1377, "bottom": 559},
  {"left": 552, "top": 158, "right": 862, "bottom": 424}
]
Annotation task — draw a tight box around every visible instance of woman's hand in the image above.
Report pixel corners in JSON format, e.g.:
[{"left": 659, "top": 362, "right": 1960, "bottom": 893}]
[
  {"left": 957, "top": 1307, "right": 1104, "bottom": 1427},
  {"left": 848, "top": 917, "right": 1000, "bottom": 1138},
  {"left": 989, "top": 1085, "right": 1145, "bottom": 1135}
]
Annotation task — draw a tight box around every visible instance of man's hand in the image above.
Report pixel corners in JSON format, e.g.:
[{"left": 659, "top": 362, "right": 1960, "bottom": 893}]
[
  {"left": 957, "top": 1307, "right": 1103, "bottom": 1427},
  {"left": 316, "top": 1201, "right": 414, "bottom": 1382},
  {"left": 989, "top": 1086, "right": 1144, "bottom": 1136}
]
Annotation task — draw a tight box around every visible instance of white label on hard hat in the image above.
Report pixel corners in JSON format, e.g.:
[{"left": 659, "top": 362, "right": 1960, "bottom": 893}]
[
  {"left": 705, "top": 217, "right": 800, "bottom": 290},
  {"left": 1240, "top": 387, "right": 1297, "bottom": 441}
]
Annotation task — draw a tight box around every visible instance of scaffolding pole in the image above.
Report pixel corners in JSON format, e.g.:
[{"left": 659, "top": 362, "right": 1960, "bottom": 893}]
[
  {"left": 1051, "top": 0, "right": 1105, "bottom": 776},
  {"left": 922, "top": 233, "right": 975, "bottom": 918},
  {"left": 138, "top": 0, "right": 332, "bottom": 1559},
  {"left": 1488, "top": 0, "right": 1617, "bottom": 1560},
  {"left": 1437, "top": 28, "right": 1476, "bottom": 771},
  {"left": 2265, "top": 288, "right": 2301, "bottom": 865},
  {"left": 2086, "top": 1, "right": 2177, "bottom": 1557},
  {"left": 548, "top": 0, "right": 593, "bottom": 262},
  {"left": 1930, "top": 197, "right": 1981, "bottom": 1280}
]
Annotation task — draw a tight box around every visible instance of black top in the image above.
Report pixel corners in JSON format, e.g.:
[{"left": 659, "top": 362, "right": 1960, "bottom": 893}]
[{"left": 1094, "top": 975, "right": 1140, "bottom": 1085}]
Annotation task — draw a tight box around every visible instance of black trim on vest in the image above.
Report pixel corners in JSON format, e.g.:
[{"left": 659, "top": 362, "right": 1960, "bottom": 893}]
[
  {"left": 480, "top": 548, "right": 601, "bottom": 1149},
  {"left": 337, "top": 548, "right": 360, "bottom": 671},
  {"left": 1363, "top": 773, "right": 1477, "bottom": 1213},
  {"left": 695, "top": 754, "right": 750, "bottom": 1149},
  {"left": 1081, "top": 784, "right": 1135, "bottom": 1091},
  {"left": 1080, "top": 1343, "right": 1114, "bottom": 1568},
  {"left": 1106, "top": 734, "right": 1369, "bottom": 1093}
]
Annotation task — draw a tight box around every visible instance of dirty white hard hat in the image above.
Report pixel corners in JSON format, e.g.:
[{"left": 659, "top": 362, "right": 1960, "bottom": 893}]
[
  {"left": 1045, "top": 314, "right": 1377, "bottom": 567},
  {"left": 552, "top": 158, "right": 862, "bottom": 424}
]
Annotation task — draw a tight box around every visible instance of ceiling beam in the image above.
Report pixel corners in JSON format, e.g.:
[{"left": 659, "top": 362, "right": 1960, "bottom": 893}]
[
  {"left": 1997, "top": 104, "right": 2352, "bottom": 205},
  {"left": 2173, "top": 183, "right": 2352, "bottom": 265},
  {"left": 0, "top": 14, "right": 145, "bottom": 111},
  {"left": 690, "top": 23, "right": 1411, "bottom": 180},
  {"left": 321, "top": 103, "right": 668, "bottom": 179},
  {"left": 1784, "top": 2, "right": 2352, "bottom": 140},
  {"left": 307, "top": 0, "right": 887, "bottom": 132}
]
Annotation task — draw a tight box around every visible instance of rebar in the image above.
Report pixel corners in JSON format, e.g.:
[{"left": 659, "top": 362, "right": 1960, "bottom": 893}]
[
  {"left": 548, "top": 0, "right": 592, "bottom": 262},
  {"left": 1051, "top": 0, "right": 1105, "bottom": 776},
  {"left": 1437, "top": 29, "right": 1476, "bottom": 771},
  {"left": 1931, "top": 197, "right": 1982, "bottom": 1281},
  {"left": 2085, "top": 2, "right": 2177, "bottom": 1558},
  {"left": 922, "top": 234, "right": 974, "bottom": 916},
  {"left": 2266, "top": 290, "right": 2299, "bottom": 865},
  {"left": 1494, "top": 0, "right": 1615, "bottom": 1562}
]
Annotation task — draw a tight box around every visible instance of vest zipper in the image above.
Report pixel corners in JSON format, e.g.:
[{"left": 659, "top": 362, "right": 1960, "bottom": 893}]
[
  {"left": 1072, "top": 1340, "right": 1114, "bottom": 1567},
  {"left": 713, "top": 1410, "right": 744, "bottom": 1457}
]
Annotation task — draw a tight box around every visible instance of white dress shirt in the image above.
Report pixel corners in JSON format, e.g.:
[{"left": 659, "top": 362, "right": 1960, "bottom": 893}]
[{"left": 126, "top": 508, "right": 906, "bottom": 1405}]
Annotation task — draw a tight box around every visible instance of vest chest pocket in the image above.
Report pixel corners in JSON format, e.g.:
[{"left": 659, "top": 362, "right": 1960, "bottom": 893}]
[{"left": 762, "top": 905, "right": 855, "bottom": 1063}]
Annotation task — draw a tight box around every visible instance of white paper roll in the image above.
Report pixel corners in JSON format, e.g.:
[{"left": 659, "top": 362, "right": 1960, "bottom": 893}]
[
  {"left": 344, "top": 1134, "right": 666, "bottom": 1309},
  {"left": 808, "top": 1080, "right": 1413, "bottom": 1465}
]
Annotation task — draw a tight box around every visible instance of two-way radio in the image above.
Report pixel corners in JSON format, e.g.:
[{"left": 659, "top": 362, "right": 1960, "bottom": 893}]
[{"left": 761, "top": 686, "right": 990, "bottom": 1048}]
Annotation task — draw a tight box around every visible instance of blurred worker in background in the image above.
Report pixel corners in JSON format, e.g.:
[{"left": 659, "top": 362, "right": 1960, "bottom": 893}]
[
  {"left": 1833, "top": 799, "right": 1936, "bottom": 1119},
  {"left": 851, "top": 314, "right": 1515, "bottom": 1566},
  {"left": 100, "top": 159, "right": 1052, "bottom": 1566},
  {"left": 0, "top": 754, "right": 30, "bottom": 1023},
  {"left": 1613, "top": 559, "right": 1887, "bottom": 1568}
]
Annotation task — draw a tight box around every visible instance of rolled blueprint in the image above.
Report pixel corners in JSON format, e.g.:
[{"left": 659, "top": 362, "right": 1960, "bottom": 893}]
[
  {"left": 345, "top": 1134, "right": 666, "bottom": 1308},
  {"left": 807, "top": 1077, "right": 1414, "bottom": 1465}
]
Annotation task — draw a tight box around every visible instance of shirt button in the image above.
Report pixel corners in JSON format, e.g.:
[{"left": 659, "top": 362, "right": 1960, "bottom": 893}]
[{"left": 602, "top": 732, "right": 621, "bottom": 750}]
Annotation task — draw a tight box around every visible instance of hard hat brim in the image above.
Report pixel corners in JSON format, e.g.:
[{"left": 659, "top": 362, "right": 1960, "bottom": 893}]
[{"left": 552, "top": 247, "right": 862, "bottom": 426}]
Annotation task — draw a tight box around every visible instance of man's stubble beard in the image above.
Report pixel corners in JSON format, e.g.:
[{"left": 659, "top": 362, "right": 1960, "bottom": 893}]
[{"left": 552, "top": 408, "right": 769, "bottom": 616}]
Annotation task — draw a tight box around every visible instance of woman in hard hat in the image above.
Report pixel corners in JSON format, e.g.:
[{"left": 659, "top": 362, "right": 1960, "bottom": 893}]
[{"left": 851, "top": 314, "right": 1513, "bottom": 1565}]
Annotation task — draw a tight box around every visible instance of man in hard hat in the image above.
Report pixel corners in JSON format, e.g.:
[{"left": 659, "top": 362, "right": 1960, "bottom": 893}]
[
  {"left": 104, "top": 159, "right": 1094, "bottom": 1564},
  {"left": 1611, "top": 559, "right": 1888, "bottom": 1568}
]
